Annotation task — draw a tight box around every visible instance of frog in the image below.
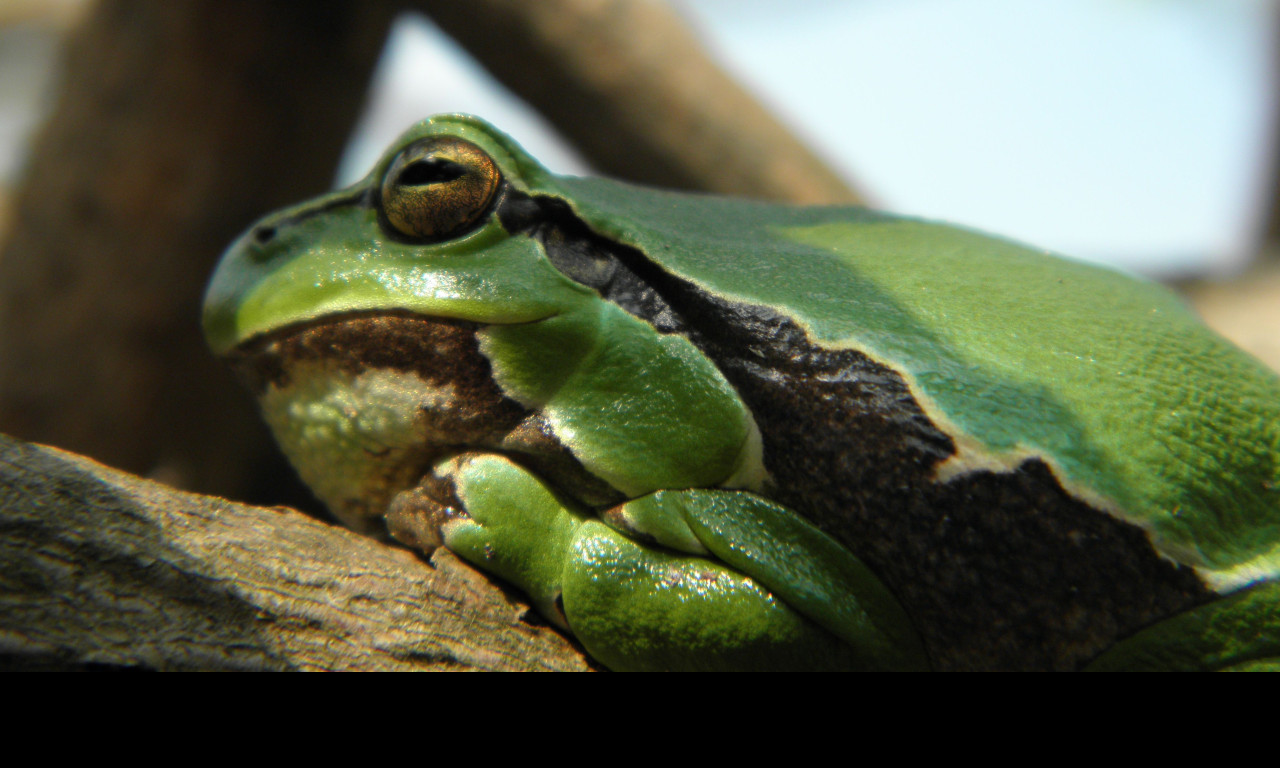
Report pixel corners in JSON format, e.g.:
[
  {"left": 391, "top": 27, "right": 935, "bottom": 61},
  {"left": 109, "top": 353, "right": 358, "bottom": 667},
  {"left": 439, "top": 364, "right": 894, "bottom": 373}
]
[{"left": 203, "top": 114, "right": 1280, "bottom": 671}]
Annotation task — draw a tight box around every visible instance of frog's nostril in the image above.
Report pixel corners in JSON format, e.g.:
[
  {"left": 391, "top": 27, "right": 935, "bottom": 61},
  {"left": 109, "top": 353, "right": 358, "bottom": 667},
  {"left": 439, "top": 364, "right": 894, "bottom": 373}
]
[{"left": 252, "top": 225, "right": 277, "bottom": 245}]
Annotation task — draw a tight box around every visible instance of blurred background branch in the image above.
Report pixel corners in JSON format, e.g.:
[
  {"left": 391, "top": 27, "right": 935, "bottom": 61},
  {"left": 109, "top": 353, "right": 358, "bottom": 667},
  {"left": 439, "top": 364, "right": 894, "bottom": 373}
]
[
  {"left": 0, "top": 0, "right": 397, "bottom": 503},
  {"left": 415, "top": 0, "right": 862, "bottom": 204}
]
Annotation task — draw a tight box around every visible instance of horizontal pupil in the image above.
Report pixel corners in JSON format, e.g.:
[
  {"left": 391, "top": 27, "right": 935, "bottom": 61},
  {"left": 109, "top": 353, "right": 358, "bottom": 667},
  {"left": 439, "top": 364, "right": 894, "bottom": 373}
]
[{"left": 397, "top": 158, "right": 466, "bottom": 186}]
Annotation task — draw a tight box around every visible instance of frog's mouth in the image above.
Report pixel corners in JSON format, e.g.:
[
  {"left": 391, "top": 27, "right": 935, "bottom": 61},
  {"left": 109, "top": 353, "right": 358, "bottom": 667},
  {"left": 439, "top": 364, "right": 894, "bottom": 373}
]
[{"left": 224, "top": 311, "right": 619, "bottom": 533}]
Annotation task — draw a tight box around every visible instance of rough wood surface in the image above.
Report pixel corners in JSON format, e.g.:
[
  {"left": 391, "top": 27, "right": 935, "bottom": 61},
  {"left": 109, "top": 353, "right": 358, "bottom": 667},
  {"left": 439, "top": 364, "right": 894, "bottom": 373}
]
[{"left": 0, "top": 433, "right": 593, "bottom": 671}]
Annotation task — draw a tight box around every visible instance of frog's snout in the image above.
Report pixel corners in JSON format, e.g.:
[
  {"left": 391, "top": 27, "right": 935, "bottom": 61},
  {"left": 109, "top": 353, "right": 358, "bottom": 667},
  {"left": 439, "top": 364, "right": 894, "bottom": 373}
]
[{"left": 250, "top": 223, "right": 278, "bottom": 247}]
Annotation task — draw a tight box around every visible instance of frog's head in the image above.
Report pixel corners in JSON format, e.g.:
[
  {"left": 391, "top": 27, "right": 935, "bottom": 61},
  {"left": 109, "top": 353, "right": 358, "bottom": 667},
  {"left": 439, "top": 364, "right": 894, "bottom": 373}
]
[
  {"left": 203, "top": 115, "right": 762, "bottom": 533},
  {"left": 204, "top": 115, "right": 583, "bottom": 353}
]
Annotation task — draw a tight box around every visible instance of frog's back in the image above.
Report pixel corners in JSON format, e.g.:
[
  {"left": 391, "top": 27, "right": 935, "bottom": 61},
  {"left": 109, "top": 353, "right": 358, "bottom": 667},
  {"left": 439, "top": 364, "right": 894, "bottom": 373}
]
[{"left": 549, "top": 175, "right": 1280, "bottom": 597}]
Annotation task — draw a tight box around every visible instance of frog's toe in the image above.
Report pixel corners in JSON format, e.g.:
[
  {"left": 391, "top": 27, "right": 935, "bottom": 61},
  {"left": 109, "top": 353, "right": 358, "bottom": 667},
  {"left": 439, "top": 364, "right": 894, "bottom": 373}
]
[
  {"left": 403, "top": 452, "right": 588, "bottom": 627},
  {"left": 385, "top": 471, "right": 469, "bottom": 553}
]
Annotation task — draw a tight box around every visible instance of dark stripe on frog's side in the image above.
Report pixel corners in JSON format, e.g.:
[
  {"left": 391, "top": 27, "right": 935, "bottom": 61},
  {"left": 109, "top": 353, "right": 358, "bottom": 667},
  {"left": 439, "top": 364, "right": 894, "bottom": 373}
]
[
  {"left": 499, "top": 190, "right": 1211, "bottom": 671},
  {"left": 228, "top": 312, "right": 623, "bottom": 509}
]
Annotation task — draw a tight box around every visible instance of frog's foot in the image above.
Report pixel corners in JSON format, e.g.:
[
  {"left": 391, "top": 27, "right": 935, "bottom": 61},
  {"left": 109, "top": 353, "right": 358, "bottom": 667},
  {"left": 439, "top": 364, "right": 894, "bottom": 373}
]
[
  {"left": 387, "top": 452, "right": 585, "bottom": 629},
  {"left": 385, "top": 471, "right": 470, "bottom": 554},
  {"left": 601, "top": 489, "right": 928, "bottom": 671},
  {"left": 1085, "top": 579, "right": 1280, "bottom": 671},
  {"left": 395, "top": 452, "right": 926, "bottom": 670}
]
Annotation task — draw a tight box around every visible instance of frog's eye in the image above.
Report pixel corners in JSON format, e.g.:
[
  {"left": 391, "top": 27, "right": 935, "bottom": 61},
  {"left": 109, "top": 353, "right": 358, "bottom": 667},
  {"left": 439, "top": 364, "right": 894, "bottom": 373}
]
[{"left": 380, "top": 137, "right": 501, "bottom": 240}]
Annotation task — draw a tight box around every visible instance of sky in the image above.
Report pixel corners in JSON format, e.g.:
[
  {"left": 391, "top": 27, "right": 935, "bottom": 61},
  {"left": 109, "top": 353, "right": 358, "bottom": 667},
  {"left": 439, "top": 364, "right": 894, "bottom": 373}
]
[
  {"left": 0, "top": 2, "right": 1272, "bottom": 277},
  {"left": 674, "top": 0, "right": 1277, "bottom": 275}
]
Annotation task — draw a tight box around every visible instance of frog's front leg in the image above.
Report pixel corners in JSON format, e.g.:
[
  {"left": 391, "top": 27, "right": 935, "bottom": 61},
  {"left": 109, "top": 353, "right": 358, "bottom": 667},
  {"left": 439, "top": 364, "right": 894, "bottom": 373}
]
[
  {"left": 387, "top": 452, "right": 927, "bottom": 671},
  {"left": 1084, "top": 579, "right": 1280, "bottom": 671},
  {"left": 386, "top": 452, "right": 586, "bottom": 630}
]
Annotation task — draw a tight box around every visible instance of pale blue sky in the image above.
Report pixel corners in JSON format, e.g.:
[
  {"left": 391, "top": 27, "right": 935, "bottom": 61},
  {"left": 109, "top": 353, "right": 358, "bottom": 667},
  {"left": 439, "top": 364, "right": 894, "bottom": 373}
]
[{"left": 340, "top": 0, "right": 1277, "bottom": 277}]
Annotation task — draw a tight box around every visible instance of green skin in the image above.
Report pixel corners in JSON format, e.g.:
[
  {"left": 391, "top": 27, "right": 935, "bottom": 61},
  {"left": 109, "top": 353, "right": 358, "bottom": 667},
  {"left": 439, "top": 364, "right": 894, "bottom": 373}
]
[{"left": 204, "top": 115, "right": 1280, "bottom": 671}]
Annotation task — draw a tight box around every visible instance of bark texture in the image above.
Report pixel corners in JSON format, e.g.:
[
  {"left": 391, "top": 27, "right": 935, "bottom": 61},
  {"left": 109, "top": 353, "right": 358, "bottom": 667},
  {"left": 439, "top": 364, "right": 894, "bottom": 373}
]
[{"left": 0, "top": 433, "right": 592, "bottom": 671}]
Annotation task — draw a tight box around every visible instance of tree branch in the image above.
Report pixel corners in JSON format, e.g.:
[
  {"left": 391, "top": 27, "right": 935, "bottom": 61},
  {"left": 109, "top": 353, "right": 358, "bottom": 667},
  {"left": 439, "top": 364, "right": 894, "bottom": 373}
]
[
  {"left": 418, "top": 0, "right": 863, "bottom": 205},
  {"left": 0, "top": 433, "right": 592, "bottom": 671}
]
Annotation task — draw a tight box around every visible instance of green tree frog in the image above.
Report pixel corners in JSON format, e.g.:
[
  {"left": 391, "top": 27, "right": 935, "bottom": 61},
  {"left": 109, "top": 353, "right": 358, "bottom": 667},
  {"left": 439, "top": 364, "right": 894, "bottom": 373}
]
[{"left": 204, "top": 115, "right": 1280, "bottom": 671}]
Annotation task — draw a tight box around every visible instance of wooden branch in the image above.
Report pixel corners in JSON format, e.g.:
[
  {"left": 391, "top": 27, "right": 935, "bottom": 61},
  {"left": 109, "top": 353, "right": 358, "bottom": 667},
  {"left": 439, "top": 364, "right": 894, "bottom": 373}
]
[
  {"left": 1258, "top": 7, "right": 1280, "bottom": 257},
  {"left": 418, "top": 0, "right": 863, "bottom": 205},
  {"left": 1180, "top": 260, "right": 1280, "bottom": 374},
  {"left": 0, "top": 433, "right": 593, "bottom": 671}
]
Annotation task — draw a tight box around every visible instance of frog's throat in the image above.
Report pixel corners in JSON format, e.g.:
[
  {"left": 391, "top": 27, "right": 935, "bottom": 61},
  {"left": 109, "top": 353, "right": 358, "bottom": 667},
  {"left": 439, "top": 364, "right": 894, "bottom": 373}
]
[
  {"left": 226, "top": 312, "right": 621, "bottom": 529},
  {"left": 228, "top": 310, "right": 499, "bottom": 397}
]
